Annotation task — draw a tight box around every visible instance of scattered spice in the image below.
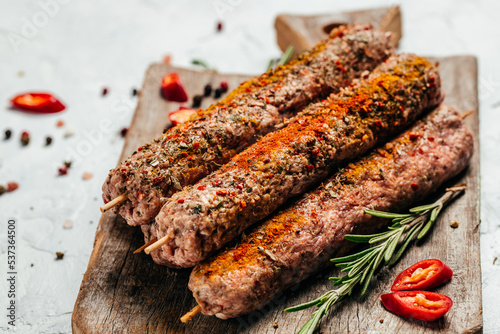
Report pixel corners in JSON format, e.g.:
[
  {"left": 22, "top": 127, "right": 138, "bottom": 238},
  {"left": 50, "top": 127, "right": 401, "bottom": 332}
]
[
  {"left": 273, "top": 321, "right": 278, "bottom": 329},
  {"left": 163, "top": 54, "right": 171, "bottom": 65},
  {"left": 216, "top": 21, "right": 223, "bottom": 32},
  {"left": 132, "top": 88, "right": 138, "bottom": 96},
  {"left": 4, "top": 129, "right": 12, "bottom": 140},
  {"left": 120, "top": 127, "right": 128, "bottom": 137},
  {"left": 56, "top": 120, "right": 64, "bottom": 127},
  {"left": 494, "top": 257, "right": 498, "bottom": 265},
  {"left": 82, "top": 172, "right": 93, "bottom": 180},
  {"left": 102, "top": 87, "right": 109, "bottom": 96},
  {"left": 58, "top": 167, "right": 68, "bottom": 176},
  {"left": 64, "top": 126, "right": 75, "bottom": 137},
  {"left": 449, "top": 221, "right": 459, "bottom": 228},
  {"left": 0, "top": 185, "right": 6, "bottom": 195},
  {"left": 64, "top": 161, "right": 72, "bottom": 168},
  {"left": 204, "top": 84, "right": 212, "bottom": 97},
  {"left": 214, "top": 88, "right": 223, "bottom": 99},
  {"left": 31, "top": 263, "right": 34, "bottom": 267},
  {"left": 45, "top": 136, "right": 53, "bottom": 146},
  {"left": 20, "top": 131, "right": 30, "bottom": 146},
  {"left": 192, "top": 95, "right": 203, "bottom": 108},
  {"left": 220, "top": 81, "right": 228, "bottom": 92},
  {"left": 380, "top": 319, "right": 384, "bottom": 324},
  {"left": 63, "top": 219, "right": 73, "bottom": 229},
  {"left": 6, "top": 182, "right": 18, "bottom": 192},
  {"left": 55, "top": 252, "right": 65, "bottom": 260}
]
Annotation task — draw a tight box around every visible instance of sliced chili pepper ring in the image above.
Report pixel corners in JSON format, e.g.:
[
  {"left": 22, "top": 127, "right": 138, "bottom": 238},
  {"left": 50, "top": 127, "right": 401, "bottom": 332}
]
[
  {"left": 169, "top": 107, "right": 197, "bottom": 126},
  {"left": 11, "top": 92, "right": 66, "bottom": 113},
  {"left": 391, "top": 259, "right": 453, "bottom": 291},
  {"left": 381, "top": 290, "right": 453, "bottom": 321}
]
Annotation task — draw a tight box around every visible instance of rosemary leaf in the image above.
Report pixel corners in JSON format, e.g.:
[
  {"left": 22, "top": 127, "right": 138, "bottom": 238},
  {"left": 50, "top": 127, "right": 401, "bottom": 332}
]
[
  {"left": 330, "top": 247, "right": 372, "bottom": 263},
  {"left": 364, "top": 209, "right": 411, "bottom": 219},
  {"left": 277, "top": 46, "right": 294, "bottom": 67}
]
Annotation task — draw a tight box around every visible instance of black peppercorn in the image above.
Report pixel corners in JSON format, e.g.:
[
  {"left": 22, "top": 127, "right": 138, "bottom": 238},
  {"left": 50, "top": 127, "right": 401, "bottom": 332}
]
[
  {"left": 45, "top": 136, "right": 53, "bottom": 146},
  {"left": 5, "top": 129, "right": 12, "bottom": 140},
  {"left": 214, "top": 88, "right": 223, "bottom": 99},
  {"left": 192, "top": 95, "right": 203, "bottom": 108},
  {"left": 203, "top": 84, "right": 212, "bottom": 97}
]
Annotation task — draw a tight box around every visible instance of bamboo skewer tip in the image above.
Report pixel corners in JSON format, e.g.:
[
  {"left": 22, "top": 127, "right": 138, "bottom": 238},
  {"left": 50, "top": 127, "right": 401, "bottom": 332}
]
[
  {"left": 461, "top": 109, "right": 475, "bottom": 119},
  {"left": 144, "top": 234, "right": 172, "bottom": 254},
  {"left": 133, "top": 238, "right": 158, "bottom": 254},
  {"left": 100, "top": 193, "right": 128, "bottom": 213},
  {"left": 181, "top": 305, "right": 201, "bottom": 323}
]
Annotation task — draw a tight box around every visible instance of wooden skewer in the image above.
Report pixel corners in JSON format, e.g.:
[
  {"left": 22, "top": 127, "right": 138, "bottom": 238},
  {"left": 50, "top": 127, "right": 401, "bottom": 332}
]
[
  {"left": 461, "top": 109, "right": 474, "bottom": 119},
  {"left": 100, "top": 193, "right": 128, "bottom": 213},
  {"left": 180, "top": 305, "right": 201, "bottom": 323},
  {"left": 144, "top": 234, "right": 172, "bottom": 254},
  {"left": 133, "top": 238, "right": 158, "bottom": 254}
]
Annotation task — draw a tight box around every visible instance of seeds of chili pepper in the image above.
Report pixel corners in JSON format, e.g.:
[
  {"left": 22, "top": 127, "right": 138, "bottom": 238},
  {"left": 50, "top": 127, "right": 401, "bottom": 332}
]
[
  {"left": 216, "top": 21, "right": 223, "bottom": 32},
  {"left": 7, "top": 182, "right": 19, "bottom": 192},
  {"left": 204, "top": 84, "right": 212, "bottom": 97},
  {"left": 45, "top": 136, "right": 53, "bottom": 146},
  {"left": 4, "top": 129, "right": 12, "bottom": 140},
  {"left": 214, "top": 88, "right": 223, "bottom": 99},
  {"left": 21, "top": 131, "right": 30, "bottom": 146},
  {"left": 58, "top": 167, "right": 68, "bottom": 175},
  {"left": 120, "top": 127, "right": 128, "bottom": 137},
  {"left": 56, "top": 120, "right": 64, "bottom": 127},
  {"left": 102, "top": 87, "right": 109, "bottom": 96},
  {"left": 192, "top": 95, "right": 203, "bottom": 108}
]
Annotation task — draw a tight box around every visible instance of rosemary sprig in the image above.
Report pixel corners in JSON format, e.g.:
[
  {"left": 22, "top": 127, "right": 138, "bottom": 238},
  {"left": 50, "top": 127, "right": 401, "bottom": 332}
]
[
  {"left": 266, "top": 46, "right": 294, "bottom": 71},
  {"left": 191, "top": 59, "right": 215, "bottom": 71},
  {"left": 285, "top": 183, "right": 467, "bottom": 334}
]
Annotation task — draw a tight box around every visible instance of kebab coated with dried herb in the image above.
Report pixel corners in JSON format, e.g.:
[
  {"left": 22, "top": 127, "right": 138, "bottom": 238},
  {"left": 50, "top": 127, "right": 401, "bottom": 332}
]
[
  {"left": 188, "top": 104, "right": 473, "bottom": 319},
  {"left": 102, "top": 24, "right": 393, "bottom": 226},
  {"left": 145, "top": 53, "right": 443, "bottom": 268}
]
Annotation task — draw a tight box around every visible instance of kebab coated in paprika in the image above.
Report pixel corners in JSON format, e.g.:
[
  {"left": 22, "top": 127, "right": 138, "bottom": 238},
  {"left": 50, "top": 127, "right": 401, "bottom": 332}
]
[
  {"left": 391, "top": 259, "right": 453, "bottom": 291},
  {"left": 188, "top": 105, "right": 472, "bottom": 319},
  {"left": 147, "top": 53, "right": 443, "bottom": 268},
  {"left": 102, "top": 24, "right": 393, "bottom": 226}
]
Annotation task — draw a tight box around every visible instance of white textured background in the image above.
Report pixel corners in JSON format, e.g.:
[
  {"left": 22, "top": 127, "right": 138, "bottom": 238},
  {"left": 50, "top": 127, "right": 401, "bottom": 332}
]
[{"left": 0, "top": 0, "right": 499, "bottom": 333}]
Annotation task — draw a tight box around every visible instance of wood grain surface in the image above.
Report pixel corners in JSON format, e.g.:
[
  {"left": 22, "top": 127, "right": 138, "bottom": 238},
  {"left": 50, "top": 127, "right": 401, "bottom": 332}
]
[
  {"left": 72, "top": 55, "right": 481, "bottom": 334},
  {"left": 275, "top": 6, "right": 402, "bottom": 58}
]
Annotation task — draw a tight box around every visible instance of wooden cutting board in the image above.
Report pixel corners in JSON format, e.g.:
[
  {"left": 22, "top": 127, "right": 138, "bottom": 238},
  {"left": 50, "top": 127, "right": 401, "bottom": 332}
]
[{"left": 72, "top": 9, "right": 481, "bottom": 334}]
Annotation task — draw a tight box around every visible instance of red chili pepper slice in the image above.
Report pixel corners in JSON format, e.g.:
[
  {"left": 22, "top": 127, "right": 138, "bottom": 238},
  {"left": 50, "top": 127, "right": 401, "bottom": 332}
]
[
  {"left": 381, "top": 291, "right": 453, "bottom": 321},
  {"left": 161, "top": 73, "right": 188, "bottom": 102},
  {"left": 391, "top": 259, "right": 453, "bottom": 291},
  {"left": 168, "top": 107, "right": 197, "bottom": 126},
  {"left": 11, "top": 92, "right": 65, "bottom": 113}
]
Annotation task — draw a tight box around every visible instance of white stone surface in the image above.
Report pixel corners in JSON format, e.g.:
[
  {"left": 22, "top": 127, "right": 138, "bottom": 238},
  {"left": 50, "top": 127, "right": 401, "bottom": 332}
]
[{"left": 0, "top": 0, "right": 499, "bottom": 333}]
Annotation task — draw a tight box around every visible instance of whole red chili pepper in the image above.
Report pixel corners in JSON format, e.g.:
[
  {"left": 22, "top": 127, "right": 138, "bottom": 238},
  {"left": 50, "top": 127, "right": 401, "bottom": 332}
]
[{"left": 11, "top": 92, "right": 65, "bottom": 113}]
